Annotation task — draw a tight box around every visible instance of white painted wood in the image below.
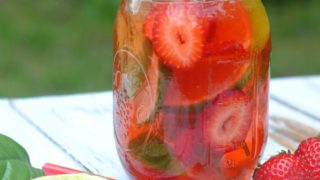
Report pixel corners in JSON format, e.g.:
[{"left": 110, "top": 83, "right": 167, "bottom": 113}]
[
  {"left": 270, "top": 76, "right": 320, "bottom": 120},
  {"left": 11, "top": 92, "right": 129, "bottom": 180},
  {"left": 0, "top": 76, "right": 319, "bottom": 179},
  {"left": 307, "top": 76, "right": 320, "bottom": 89},
  {"left": 270, "top": 99, "right": 320, "bottom": 132},
  {"left": 10, "top": 90, "right": 319, "bottom": 173},
  {"left": 261, "top": 100, "right": 320, "bottom": 163},
  {"left": 0, "top": 100, "right": 82, "bottom": 171},
  {"left": 262, "top": 137, "right": 287, "bottom": 163}
]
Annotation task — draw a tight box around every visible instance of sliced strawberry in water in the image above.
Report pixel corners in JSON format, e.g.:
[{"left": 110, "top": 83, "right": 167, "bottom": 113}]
[
  {"left": 206, "top": 40, "right": 250, "bottom": 63},
  {"left": 160, "top": 111, "right": 207, "bottom": 169},
  {"left": 205, "top": 1, "right": 252, "bottom": 54},
  {"left": 202, "top": 15, "right": 216, "bottom": 43},
  {"left": 172, "top": 130, "right": 197, "bottom": 165},
  {"left": 162, "top": 1, "right": 252, "bottom": 106},
  {"left": 143, "top": 4, "right": 167, "bottom": 41},
  {"left": 202, "top": 1, "right": 251, "bottom": 63},
  {"left": 152, "top": 4, "right": 205, "bottom": 69},
  {"left": 202, "top": 90, "right": 253, "bottom": 152},
  {"left": 143, "top": 12, "right": 156, "bottom": 41}
]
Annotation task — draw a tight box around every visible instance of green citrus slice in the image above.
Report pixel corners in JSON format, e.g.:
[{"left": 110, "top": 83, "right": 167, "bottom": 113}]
[{"left": 242, "top": 0, "right": 270, "bottom": 52}]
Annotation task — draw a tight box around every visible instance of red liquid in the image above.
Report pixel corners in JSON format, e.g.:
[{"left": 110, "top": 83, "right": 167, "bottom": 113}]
[{"left": 113, "top": 0, "right": 270, "bottom": 179}]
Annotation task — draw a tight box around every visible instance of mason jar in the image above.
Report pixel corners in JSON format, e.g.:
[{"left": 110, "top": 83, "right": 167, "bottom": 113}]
[{"left": 113, "top": 0, "right": 271, "bottom": 179}]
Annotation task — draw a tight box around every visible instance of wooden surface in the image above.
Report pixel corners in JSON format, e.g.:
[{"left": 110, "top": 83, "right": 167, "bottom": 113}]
[{"left": 1, "top": 76, "right": 320, "bottom": 179}]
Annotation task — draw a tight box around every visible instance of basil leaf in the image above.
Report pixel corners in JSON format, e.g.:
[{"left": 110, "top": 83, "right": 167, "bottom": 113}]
[
  {"left": 0, "top": 134, "right": 30, "bottom": 163},
  {"left": 0, "top": 160, "right": 44, "bottom": 179},
  {"left": 0, "top": 134, "right": 45, "bottom": 179},
  {"left": 31, "top": 167, "right": 45, "bottom": 178},
  {"left": 129, "top": 132, "right": 171, "bottom": 170}
]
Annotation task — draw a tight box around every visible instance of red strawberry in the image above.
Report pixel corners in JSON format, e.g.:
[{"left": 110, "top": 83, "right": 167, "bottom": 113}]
[
  {"left": 201, "top": 14, "right": 216, "bottom": 43},
  {"left": 202, "top": 90, "right": 253, "bottom": 152},
  {"left": 160, "top": 111, "right": 207, "bottom": 169},
  {"left": 151, "top": 3, "right": 205, "bottom": 69},
  {"left": 205, "top": 1, "right": 252, "bottom": 52},
  {"left": 162, "top": 1, "right": 252, "bottom": 106},
  {"left": 295, "top": 137, "right": 320, "bottom": 180},
  {"left": 143, "top": 4, "right": 167, "bottom": 41},
  {"left": 205, "top": 40, "right": 250, "bottom": 63},
  {"left": 254, "top": 154, "right": 311, "bottom": 180},
  {"left": 203, "top": 1, "right": 252, "bottom": 63},
  {"left": 143, "top": 10, "right": 156, "bottom": 41}
]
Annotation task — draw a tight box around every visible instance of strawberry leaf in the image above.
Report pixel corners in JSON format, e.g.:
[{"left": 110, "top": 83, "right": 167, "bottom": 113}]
[{"left": 278, "top": 149, "right": 291, "bottom": 154}]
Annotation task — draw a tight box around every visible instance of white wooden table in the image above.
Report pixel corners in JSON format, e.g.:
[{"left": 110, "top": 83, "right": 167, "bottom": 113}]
[{"left": 1, "top": 76, "right": 320, "bottom": 179}]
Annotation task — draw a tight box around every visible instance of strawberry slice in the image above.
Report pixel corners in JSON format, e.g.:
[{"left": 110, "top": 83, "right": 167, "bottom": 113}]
[
  {"left": 195, "top": 1, "right": 252, "bottom": 64},
  {"left": 162, "top": 1, "right": 252, "bottom": 106},
  {"left": 205, "top": 40, "right": 250, "bottom": 63},
  {"left": 205, "top": 1, "right": 252, "bottom": 55},
  {"left": 143, "top": 11, "right": 156, "bottom": 41},
  {"left": 143, "top": 5, "right": 167, "bottom": 41},
  {"left": 202, "top": 90, "right": 253, "bottom": 152},
  {"left": 151, "top": 4, "right": 205, "bottom": 69},
  {"left": 159, "top": 111, "right": 207, "bottom": 169}
]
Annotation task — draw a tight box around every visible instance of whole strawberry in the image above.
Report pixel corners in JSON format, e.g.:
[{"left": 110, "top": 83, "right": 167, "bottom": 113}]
[
  {"left": 295, "top": 137, "right": 320, "bottom": 180},
  {"left": 254, "top": 153, "right": 310, "bottom": 180}
]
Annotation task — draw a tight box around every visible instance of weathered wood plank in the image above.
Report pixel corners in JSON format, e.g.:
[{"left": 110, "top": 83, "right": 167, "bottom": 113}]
[
  {"left": 5, "top": 76, "right": 320, "bottom": 179},
  {"left": 308, "top": 76, "right": 320, "bottom": 88},
  {"left": 11, "top": 92, "right": 129, "bottom": 180},
  {"left": 270, "top": 76, "right": 320, "bottom": 120},
  {"left": 0, "top": 100, "right": 82, "bottom": 170},
  {"left": 261, "top": 98, "right": 320, "bottom": 163},
  {"left": 264, "top": 99, "right": 320, "bottom": 157}
]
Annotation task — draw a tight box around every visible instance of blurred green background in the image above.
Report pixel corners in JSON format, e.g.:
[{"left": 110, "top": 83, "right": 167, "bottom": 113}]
[{"left": 0, "top": 0, "right": 319, "bottom": 97}]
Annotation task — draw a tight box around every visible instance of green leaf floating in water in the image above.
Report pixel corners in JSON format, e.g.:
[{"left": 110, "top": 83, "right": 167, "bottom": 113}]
[
  {"left": 129, "top": 132, "right": 171, "bottom": 170},
  {"left": 0, "top": 134, "right": 44, "bottom": 179}
]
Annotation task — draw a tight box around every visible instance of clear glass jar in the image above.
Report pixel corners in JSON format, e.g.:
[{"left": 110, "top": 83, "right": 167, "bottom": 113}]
[{"left": 113, "top": 0, "right": 271, "bottom": 179}]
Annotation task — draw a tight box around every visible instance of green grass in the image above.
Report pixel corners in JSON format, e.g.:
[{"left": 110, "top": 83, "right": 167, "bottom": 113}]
[
  {"left": 0, "top": 0, "right": 118, "bottom": 97},
  {"left": 265, "top": 1, "right": 320, "bottom": 76},
  {"left": 0, "top": 0, "right": 319, "bottom": 97}
]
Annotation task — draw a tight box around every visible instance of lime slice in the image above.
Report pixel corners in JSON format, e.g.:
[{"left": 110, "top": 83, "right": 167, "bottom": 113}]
[
  {"left": 242, "top": 0, "right": 270, "bottom": 52},
  {"left": 33, "top": 174, "right": 106, "bottom": 180}
]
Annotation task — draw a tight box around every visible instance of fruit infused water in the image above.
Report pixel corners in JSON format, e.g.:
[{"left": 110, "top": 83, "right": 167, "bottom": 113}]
[{"left": 113, "top": 0, "right": 271, "bottom": 179}]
